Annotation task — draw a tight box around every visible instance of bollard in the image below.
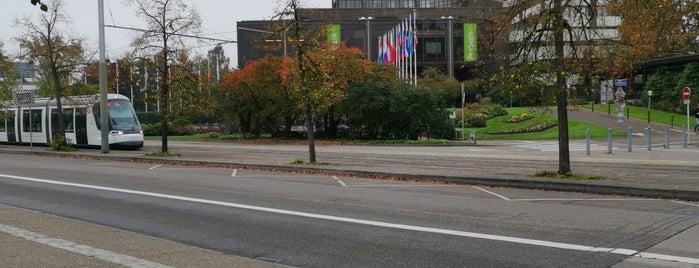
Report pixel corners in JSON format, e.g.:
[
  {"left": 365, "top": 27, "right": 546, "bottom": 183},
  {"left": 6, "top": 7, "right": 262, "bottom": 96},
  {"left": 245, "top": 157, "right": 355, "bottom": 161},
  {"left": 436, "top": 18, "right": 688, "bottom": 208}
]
[
  {"left": 586, "top": 129, "right": 591, "bottom": 156},
  {"left": 647, "top": 127, "right": 652, "bottom": 151},
  {"left": 627, "top": 127, "right": 632, "bottom": 152},
  {"left": 607, "top": 128, "right": 613, "bottom": 154},
  {"left": 682, "top": 125, "right": 688, "bottom": 148},
  {"left": 664, "top": 127, "right": 670, "bottom": 149}
]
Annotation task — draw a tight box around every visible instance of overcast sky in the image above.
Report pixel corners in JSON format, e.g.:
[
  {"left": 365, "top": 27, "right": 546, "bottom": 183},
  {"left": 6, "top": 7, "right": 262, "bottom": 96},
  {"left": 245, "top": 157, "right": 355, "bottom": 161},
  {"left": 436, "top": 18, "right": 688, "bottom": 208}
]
[{"left": 1, "top": 0, "right": 330, "bottom": 68}]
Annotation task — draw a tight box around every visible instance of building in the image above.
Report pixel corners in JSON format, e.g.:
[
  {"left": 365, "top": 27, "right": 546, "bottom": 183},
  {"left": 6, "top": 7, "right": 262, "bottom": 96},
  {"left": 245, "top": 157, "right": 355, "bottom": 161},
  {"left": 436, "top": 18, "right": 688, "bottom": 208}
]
[{"left": 236, "top": 0, "right": 504, "bottom": 81}]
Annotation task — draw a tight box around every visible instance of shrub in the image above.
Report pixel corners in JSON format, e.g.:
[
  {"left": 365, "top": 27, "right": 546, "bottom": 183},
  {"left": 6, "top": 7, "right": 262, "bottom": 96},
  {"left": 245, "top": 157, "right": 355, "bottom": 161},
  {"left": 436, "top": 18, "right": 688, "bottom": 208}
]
[
  {"left": 465, "top": 113, "right": 489, "bottom": 127},
  {"left": 479, "top": 104, "right": 507, "bottom": 118}
]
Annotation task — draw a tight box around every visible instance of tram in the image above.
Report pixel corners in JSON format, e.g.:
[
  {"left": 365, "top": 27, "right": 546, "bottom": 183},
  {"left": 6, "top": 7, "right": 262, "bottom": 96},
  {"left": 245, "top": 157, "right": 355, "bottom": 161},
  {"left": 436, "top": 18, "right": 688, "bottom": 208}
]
[{"left": 0, "top": 93, "right": 143, "bottom": 149}]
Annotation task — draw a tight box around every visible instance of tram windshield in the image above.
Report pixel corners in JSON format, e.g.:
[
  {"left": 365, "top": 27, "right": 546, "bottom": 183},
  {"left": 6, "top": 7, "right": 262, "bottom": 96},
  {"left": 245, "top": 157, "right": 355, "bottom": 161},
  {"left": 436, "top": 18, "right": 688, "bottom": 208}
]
[
  {"left": 107, "top": 100, "right": 141, "bottom": 131},
  {"left": 93, "top": 99, "right": 141, "bottom": 132}
]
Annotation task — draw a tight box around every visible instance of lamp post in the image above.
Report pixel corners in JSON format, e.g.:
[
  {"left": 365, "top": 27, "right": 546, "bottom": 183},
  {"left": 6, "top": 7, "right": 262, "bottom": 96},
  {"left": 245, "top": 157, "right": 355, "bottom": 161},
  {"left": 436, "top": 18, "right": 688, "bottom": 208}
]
[
  {"left": 441, "top": 16, "right": 454, "bottom": 78},
  {"left": 359, "top": 16, "right": 373, "bottom": 62},
  {"left": 647, "top": 90, "right": 653, "bottom": 124}
]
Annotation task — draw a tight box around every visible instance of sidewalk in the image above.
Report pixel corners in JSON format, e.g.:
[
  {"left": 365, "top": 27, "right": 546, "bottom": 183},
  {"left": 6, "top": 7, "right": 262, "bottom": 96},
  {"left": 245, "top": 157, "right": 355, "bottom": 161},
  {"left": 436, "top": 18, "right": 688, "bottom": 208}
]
[{"left": 1, "top": 108, "right": 698, "bottom": 201}]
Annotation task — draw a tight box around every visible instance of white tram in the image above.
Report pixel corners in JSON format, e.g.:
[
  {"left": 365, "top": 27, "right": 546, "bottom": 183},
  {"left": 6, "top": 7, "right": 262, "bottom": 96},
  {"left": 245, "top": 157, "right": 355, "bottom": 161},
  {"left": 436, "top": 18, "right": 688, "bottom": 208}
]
[{"left": 0, "top": 94, "right": 143, "bottom": 149}]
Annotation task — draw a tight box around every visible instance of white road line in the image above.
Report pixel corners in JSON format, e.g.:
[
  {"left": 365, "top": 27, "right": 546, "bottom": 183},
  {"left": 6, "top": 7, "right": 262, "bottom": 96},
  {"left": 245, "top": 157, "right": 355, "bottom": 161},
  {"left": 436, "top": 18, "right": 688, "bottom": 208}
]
[
  {"left": 671, "top": 200, "right": 699, "bottom": 207},
  {"left": 2, "top": 173, "right": 698, "bottom": 265},
  {"left": 332, "top": 176, "right": 346, "bottom": 187},
  {"left": 231, "top": 169, "right": 237, "bottom": 177},
  {"left": 472, "top": 186, "right": 512, "bottom": 201},
  {"left": 514, "top": 198, "right": 653, "bottom": 202},
  {"left": 148, "top": 164, "right": 162, "bottom": 170},
  {"left": 0, "top": 223, "right": 172, "bottom": 268}
]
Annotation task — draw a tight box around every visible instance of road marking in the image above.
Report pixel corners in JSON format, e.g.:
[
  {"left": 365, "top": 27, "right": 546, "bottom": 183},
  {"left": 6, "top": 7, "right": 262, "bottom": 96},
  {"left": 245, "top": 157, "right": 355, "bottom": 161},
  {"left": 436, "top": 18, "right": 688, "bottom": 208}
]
[
  {"left": 0, "top": 223, "right": 172, "bottom": 268},
  {"left": 332, "top": 176, "right": 346, "bottom": 187},
  {"left": 671, "top": 200, "right": 699, "bottom": 207},
  {"left": 2, "top": 173, "right": 698, "bottom": 265},
  {"left": 472, "top": 186, "right": 511, "bottom": 201},
  {"left": 231, "top": 169, "right": 237, "bottom": 177},
  {"left": 148, "top": 164, "right": 162, "bottom": 170}
]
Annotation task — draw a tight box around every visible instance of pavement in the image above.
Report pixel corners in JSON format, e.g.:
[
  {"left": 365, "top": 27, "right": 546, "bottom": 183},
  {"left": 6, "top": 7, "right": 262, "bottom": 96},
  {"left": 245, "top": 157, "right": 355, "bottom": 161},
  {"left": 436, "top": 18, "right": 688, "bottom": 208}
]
[{"left": 1, "top": 107, "right": 699, "bottom": 201}]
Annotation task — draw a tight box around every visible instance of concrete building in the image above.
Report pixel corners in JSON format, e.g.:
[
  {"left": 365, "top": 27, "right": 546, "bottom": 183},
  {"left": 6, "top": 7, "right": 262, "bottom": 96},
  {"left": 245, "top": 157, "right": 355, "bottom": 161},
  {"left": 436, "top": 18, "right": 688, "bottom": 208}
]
[{"left": 236, "top": 0, "right": 504, "bottom": 81}]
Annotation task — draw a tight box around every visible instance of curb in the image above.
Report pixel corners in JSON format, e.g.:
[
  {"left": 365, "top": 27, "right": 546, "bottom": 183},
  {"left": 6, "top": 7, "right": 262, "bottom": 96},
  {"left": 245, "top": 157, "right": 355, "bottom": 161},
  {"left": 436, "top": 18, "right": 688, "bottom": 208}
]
[{"left": 3, "top": 149, "right": 698, "bottom": 202}]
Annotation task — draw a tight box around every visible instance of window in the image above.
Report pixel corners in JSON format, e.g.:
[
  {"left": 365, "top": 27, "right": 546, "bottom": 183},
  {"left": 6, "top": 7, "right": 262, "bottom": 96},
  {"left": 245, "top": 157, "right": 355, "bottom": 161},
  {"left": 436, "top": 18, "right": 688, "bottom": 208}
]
[
  {"left": 51, "top": 108, "right": 74, "bottom": 134},
  {"left": 22, "top": 109, "right": 42, "bottom": 133}
]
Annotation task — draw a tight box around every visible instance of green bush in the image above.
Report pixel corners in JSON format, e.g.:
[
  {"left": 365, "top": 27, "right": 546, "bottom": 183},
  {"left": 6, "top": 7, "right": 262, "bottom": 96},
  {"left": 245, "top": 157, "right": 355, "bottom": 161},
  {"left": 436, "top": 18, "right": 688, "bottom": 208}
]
[
  {"left": 479, "top": 104, "right": 507, "bottom": 118},
  {"left": 136, "top": 112, "right": 161, "bottom": 125},
  {"left": 465, "top": 113, "right": 489, "bottom": 128}
]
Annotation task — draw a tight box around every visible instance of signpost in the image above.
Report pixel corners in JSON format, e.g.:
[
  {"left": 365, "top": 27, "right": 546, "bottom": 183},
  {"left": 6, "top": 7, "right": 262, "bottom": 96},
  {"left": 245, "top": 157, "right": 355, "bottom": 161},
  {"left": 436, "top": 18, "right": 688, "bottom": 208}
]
[{"left": 683, "top": 87, "right": 691, "bottom": 140}]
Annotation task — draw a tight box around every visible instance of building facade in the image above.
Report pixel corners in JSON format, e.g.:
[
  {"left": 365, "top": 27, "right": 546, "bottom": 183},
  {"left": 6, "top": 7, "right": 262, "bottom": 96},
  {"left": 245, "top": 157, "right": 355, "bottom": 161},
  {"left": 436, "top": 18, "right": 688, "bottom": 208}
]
[{"left": 236, "top": 0, "right": 504, "bottom": 81}]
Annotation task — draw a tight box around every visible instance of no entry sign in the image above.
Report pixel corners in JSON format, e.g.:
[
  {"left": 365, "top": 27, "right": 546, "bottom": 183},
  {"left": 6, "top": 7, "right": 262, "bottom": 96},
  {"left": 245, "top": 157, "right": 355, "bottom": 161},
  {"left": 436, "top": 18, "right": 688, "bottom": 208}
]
[{"left": 682, "top": 87, "right": 691, "bottom": 101}]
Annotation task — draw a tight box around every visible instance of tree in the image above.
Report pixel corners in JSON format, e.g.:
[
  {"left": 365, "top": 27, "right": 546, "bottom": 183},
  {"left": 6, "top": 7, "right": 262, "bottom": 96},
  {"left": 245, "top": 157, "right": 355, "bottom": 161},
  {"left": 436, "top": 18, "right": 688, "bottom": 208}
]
[
  {"left": 607, "top": 0, "right": 699, "bottom": 66},
  {"left": 0, "top": 42, "right": 15, "bottom": 108},
  {"left": 127, "top": 0, "right": 202, "bottom": 153},
  {"left": 16, "top": 0, "right": 85, "bottom": 147},
  {"left": 490, "top": 0, "right": 609, "bottom": 174},
  {"left": 28, "top": 0, "right": 48, "bottom": 11},
  {"left": 275, "top": 0, "right": 330, "bottom": 163}
]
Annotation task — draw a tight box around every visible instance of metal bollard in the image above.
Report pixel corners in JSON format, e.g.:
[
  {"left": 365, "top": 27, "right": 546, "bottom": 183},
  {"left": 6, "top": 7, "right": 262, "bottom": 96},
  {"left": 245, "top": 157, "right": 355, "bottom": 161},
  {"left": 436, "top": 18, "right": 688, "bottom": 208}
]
[
  {"left": 586, "top": 129, "right": 591, "bottom": 156},
  {"left": 647, "top": 127, "right": 652, "bottom": 151},
  {"left": 682, "top": 125, "right": 688, "bottom": 148},
  {"left": 627, "top": 127, "right": 632, "bottom": 152},
  {"left": 607, "top": 128, "right": 613, "bottom": 154},
  {"left": 664, "top": 127, "right": 670, "bottom": 149}
]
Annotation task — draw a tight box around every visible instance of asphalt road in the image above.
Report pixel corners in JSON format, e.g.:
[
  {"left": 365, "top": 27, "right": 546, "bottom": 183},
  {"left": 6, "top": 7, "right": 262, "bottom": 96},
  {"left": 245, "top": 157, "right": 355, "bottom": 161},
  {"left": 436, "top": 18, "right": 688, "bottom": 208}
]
[{"left": 1, "top": 153, "right": 698, "bottom": 267}]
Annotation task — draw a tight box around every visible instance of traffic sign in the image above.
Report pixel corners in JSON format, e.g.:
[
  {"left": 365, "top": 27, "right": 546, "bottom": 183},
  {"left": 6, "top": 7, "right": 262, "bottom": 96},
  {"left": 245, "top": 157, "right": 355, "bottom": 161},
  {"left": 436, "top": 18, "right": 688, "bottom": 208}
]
[
  {"left": 682, "top": 87, "right": 691, "bottom": 101},
  {"left": 613, "top": 79, "right": 627, "bottom": 87}
]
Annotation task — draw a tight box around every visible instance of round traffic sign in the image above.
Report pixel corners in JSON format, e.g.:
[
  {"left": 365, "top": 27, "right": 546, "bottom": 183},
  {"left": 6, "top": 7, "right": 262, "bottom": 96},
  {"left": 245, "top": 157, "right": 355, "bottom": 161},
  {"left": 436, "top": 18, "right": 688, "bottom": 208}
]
[{"left": 682, "top": 87, "right": 691, "bottom": 100}]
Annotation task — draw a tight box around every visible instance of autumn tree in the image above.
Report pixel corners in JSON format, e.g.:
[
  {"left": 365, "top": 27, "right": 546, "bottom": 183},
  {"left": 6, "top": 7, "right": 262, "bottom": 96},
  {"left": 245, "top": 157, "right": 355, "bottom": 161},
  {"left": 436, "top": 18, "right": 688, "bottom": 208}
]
[
  {"left": 308, "top": 42, "right": 372, "bottom": 137},
  {"left": 16, "top": 0, "right": 85, "bottom": 148},
  {"left": 490, "top": 0, "right": 609, "bottom": 174},
  {"left": 606, "top": 0, "right": 699, "bottom": 73},
  {"left": 274, "top": 0, "right": 331, "bottom": 163},
  {"left": 127, "top": 0, "right": 202, "bottom": 153},
  {"left": 0, "top": 42, "right": 15, "bottom": 107}
]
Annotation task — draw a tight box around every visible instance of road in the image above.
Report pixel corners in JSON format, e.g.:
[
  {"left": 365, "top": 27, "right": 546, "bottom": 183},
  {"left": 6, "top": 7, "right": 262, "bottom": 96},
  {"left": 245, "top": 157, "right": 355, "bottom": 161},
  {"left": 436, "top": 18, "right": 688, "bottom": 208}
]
[{"left": 1, "top": 153, "right": 698, "bottom": 267}]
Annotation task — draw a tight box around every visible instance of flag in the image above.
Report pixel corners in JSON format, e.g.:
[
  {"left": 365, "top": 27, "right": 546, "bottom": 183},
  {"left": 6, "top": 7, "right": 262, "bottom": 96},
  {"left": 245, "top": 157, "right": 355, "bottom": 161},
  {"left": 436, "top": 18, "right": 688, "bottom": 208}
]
[
  {"left": 396, "top": 26, "right": 403, "bottom": 59},
  {"left": 115, "top": 61, "right": 120, "bottom": 82},
  {"left": 387, "top": 30, "right": 395, "bottom": 64},
  {"left": 382, "top": 34, "right": 389, "bottom": 64},
  {"left": 407, "top": 16, "right": 414, "bottom": 56},
  {"left": 377, "top": 36, "right": 383, "bottom": 64}
]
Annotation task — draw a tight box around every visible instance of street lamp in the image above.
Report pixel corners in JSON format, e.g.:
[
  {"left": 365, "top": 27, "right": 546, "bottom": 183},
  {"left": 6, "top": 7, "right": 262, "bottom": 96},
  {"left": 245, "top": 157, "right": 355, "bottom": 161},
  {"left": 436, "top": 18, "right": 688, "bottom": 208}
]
[
  {"left": 441, "top": 16, "right": 454, "bottom": 78},
  {"left": 359, "top": 16, "right": 373, "bottom": 62},
  {"left": 647, "top": 90, "right": 653, "bottom": 124}
]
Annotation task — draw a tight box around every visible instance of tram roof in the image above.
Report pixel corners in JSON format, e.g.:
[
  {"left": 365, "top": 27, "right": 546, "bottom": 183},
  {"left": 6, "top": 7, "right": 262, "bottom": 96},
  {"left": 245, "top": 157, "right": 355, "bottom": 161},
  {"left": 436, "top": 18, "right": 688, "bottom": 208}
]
[{"left": 3, "top": 94, "right": 130, "bottom": 108}]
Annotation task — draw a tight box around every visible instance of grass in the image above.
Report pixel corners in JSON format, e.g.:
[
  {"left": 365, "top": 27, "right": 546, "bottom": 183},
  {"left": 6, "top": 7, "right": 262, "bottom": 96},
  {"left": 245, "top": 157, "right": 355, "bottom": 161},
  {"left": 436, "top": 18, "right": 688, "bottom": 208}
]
[
  {"left": 144, "top": 107, "right": 633, "bottom": 143},
  {"left": 467, "top": 107, "right": 626, "bottom": 140},
  {"left": 582, "top": 103, "right": 694, "bottom": 128},
  {"left": 145, "top": 151, "right": 181, "bottom": 157},
  {"left": 534, "top": 170, "right": 605, "bottom": 180}
]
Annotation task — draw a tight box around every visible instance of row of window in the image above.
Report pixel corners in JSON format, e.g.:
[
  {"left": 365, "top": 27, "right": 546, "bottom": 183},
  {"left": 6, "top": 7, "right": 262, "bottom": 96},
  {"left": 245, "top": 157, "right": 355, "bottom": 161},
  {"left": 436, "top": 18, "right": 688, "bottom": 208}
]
[
  {"left": 335, "top": 0, "right": 460, "bottom": 8},
  {"left": 0, "top": 109, "right": 80, "bottom": 133}
]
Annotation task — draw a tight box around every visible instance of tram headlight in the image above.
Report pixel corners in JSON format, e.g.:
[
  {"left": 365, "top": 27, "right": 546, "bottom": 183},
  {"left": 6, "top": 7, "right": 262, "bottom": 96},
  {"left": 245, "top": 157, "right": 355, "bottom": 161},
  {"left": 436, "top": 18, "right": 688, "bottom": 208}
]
[{"left": 109, "top": 130, "right": 124, "bottom": 135}]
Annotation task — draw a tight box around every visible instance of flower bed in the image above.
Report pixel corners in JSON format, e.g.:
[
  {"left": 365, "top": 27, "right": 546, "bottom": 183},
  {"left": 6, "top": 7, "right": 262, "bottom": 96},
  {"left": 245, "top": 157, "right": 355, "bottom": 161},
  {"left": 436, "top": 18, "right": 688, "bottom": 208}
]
[
  {"left": 505, "top": 113, "right": 534, "bottom": 123},
  {"left": 487, "top": 121, "right": 557, "bottom": 134}
]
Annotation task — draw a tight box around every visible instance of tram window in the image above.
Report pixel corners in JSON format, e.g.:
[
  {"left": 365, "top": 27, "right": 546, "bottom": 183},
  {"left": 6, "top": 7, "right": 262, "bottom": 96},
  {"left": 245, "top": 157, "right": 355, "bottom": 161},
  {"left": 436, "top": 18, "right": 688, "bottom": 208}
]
[
  {"left": 0, "top": 112, "right": 6, "bottom": 132},
  {"left": 51, "top": 109, "right": 74, "bottom": 133},
  {"left": 22, "top": 109, "right": 42, "bottom": 132}
]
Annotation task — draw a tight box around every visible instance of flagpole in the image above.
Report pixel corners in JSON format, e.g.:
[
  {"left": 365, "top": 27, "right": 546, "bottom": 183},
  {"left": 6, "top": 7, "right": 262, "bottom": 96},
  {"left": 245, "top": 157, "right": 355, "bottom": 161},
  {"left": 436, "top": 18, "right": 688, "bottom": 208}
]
[{"left": 413, "top": 9, "right": 418, "bottom": 86}]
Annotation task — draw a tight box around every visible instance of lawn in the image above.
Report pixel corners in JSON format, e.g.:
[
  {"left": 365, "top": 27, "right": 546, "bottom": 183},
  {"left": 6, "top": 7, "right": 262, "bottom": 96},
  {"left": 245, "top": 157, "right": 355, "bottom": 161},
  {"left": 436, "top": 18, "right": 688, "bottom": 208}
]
[
  {"left": 463, "top": 107, "right": 625, "bottom": 140},
  {"left": 582, "top": 103, "right": 695, "bottom": 129}
]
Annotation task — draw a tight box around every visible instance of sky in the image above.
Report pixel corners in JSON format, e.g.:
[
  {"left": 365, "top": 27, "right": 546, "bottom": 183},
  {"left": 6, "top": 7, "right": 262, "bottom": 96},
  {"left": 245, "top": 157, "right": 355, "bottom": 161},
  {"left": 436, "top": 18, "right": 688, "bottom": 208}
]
[{"left": 1, "top": 0, "right": 331, "bottom": 68}]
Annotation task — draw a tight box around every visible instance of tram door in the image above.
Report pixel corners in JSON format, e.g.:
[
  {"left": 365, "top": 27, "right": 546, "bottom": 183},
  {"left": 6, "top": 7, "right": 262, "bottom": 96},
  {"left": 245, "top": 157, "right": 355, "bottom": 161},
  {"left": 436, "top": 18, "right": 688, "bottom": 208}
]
[
  {"left": 75, "top": 108, "right": 87, "bottom": 144},
  {"left": 7, "top": 111, "right": 16, "bottom": 142}
]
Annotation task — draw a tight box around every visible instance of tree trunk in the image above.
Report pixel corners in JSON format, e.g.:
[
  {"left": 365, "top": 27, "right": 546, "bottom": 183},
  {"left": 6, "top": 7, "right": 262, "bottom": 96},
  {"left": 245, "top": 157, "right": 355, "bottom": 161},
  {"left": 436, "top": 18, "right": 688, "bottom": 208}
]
[
  {"left": 306, "top": 105, "right": 316, "bottom": 163},
  {"left": 554, "top": 0, "right": 571, "bottom": 174},
  {"left": 160, "top": 50, "right": 169, "bottom": 153}
]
